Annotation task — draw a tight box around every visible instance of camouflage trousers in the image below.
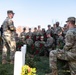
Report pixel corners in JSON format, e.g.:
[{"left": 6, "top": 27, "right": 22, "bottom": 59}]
[
  {"left": 49, "top": 49, "right": 76, "bottom": 75},
  {"left": 2, "top": 32, "right": 16, "bottom": 61}
]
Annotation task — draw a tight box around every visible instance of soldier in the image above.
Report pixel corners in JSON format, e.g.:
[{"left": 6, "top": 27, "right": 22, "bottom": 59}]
[
  {"left": 33, "top": 27, "right": 37, "bottom": 36},
  {"left": 34, "top": 40, "right": 40, "bottom": 48},
  {"left": 27, "top": 28, "right": 33, "bottom": 38},
  {"left": 53, "top": 24, "right": 56, "bottom": 31},
  {"left": 49, "top": 17, "right": 76, "bottom": 75},
  {"left": 15, "top": 33, "right": 20, "bottom": 43},
  {"left": 46, "top": 25, "right": 54, "bottom": 38},
  {"left": 40, "top": 36, "right": 45, "bottom": 44},
  {"left": 63, "top": 24, "right": 68, "bottom": 37},
  {"left": 54, "top": 22, "right": 62, "bottom": 35},
  {"left": 45, "top": 33, "right": 54, "bottom": 56},
  {"left": 42, "top": 28, "right": 47, "bottom": 41},
  {"left": 25, "top": 36, "right": 33, "bottom": 46},
  {"left": 39, "top": 36, "right": 45, "bottom": 56},
  {"left": 54, "top": 22, "right": 62, "bottom": 46},
  {"left": 20, "top": 27, "right": 26, "bottom": 40},
  {"left": 57, "top": 31, "right": 64, "bottom": 49},
  {"left": 46, "top": 25, "right": 51, "bottom": 34},
  {"left": 32, "top": 27, "right": 37, "bottom": 43},
  {"left": 2, "top": 10, "right": 16, "bottom": 64},
  {"left": 37, "top": 25, "right": 42, "bottom": 36}
]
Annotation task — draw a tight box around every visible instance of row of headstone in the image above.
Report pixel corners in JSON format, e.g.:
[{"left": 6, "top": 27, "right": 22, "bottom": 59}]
[{"left": 14, "top": 44, "right": 27, "bottom": 75}]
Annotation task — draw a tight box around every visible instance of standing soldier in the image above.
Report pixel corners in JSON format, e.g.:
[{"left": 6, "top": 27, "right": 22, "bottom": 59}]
[
  {"left": 63, "top": 24, "right": 68, "bottom": 37},
  {"left": 2, "top": 10, "right": 16, "bottom": 64},
  {"left": 27, "top": 28, "right": 33, "bottom": 38},
  {"left": 45, "top": 33, "right": 54, "bottom": 56},
  {"left": 42, "top": 28, "right": 47, "bottom": 42},
  {"left": 20, "top": 27, "right": 26, "bottom": 40},
  {"left": 46, "top": 25, "right": 51, "bottom": 34},
  {"left": 57, "top": 31, "right": 64, "bottom": 49},
  {"left": 37, "top": 25, "right": 42, "bottom": 37},
  {"left": 54, "top": 22, "right": 62, "bottom": 46},
  {"left": 49, "top": 17, "right": 76, "bottom": 75},
  {"left": 25, "top": 36, "right": 33, "bottom": 46},
  {"left": 32, "top": 27, "right": 37, "bottom": 43},
  {"left": 46, "top": 25, "right": 54, "bottom": 38},
  {"left": 39, "top": 36, "right": 45, "bottom": 56}
]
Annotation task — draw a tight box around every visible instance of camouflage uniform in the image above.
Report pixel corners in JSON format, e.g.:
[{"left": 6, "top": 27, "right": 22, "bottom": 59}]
[
  {"left": 37, "top": 30, "right": 42, "bottom": 36},
  {"left": 36, "top": 30, "right": 42, "bottom": 42},
  {"left": 56, "top": 31, "right": 64, "bottom": 49},
  {"left": 34, "top": 41, "right": 40, "bottom": 48},
  {"left": 54, "top": 23, "right": 62, "bottom": 47},
  {"left": 36, "top": 26, "right": 43, "bottom": 40},
  {"left": 25, "top": 37, "right": 33, "bottom": 46},
  {"left": 45, "top": 36, "right": 54, "bottom": 50},
  {"left": 20, "top": 31, "right": 26, "bottom": 40},
  {"left": 2, "top": 16, "right": 16, "bottom": 64},
  {"left": 45, "top": 35, "right": 54, "bottom": 56},
  {"left": 26, "top": 32, "right": 32, "bottom": 37},
  {"left": 39, "top": 36, "right": 45, "bottom": 55},
  {"left": 46, "top": 25, "right": 54, "bottom": 37},
  {"left": 26, "top": 28, "right": 33, "bottom": 39},
  {"left": 49, "top": 17, "right": 76, "bottom": 75},
  {"left": 32, "top": 27, "right": 37, "bottom": 43},
  {"left": 63, "top": 25, "right": 68, "bottom": 37}
]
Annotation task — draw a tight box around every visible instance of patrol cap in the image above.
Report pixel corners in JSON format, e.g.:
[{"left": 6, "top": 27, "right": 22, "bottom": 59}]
[
  {"left": 34, "top": 27, "right": 37, "bottom": 30},
  {"left": 7, "top": 10, "right": 15, "bottom": 14},
  {"left": 66, "top": 17, "right": 75, "bottom": 22},
  {"left": 23, "top": 27, "right": 26, "bottom": 30},
  {"left": 56, "top": 22, "right": 59, "bottom": 25},
  {"left": 38, "top": 25, "right": 40, "bottom": 28},
  {"left": 29, "top": 28, "right": 31, "bottom": 30},
  {"left": 64, "top": 24, "right": 67, "bottom": 27},
  {"left": 48, "top": 25, "right": 51, "bottom": 27}
]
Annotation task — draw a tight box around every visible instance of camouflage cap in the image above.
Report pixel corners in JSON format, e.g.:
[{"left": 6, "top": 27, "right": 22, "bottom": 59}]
[
  {"left": 23, "top": 27, "right": 26, "bottom": 30},
  {"left": 7, "top": 10, "right": 15, "bottom": 14},
  {"left": 29, "top": 28, "right": 31, "bottom": 30},
  {"left": 66, "top": 17, "right": 75, "bottom": 22},
  {"left": 48, "top": 25, "right": 51, "bottom": 27},
  {"left": 38, "top": 25, "right": 40, "bottom": 28},
  {"left": 56, "top": 22, "right": 59, "bottom": 25}
]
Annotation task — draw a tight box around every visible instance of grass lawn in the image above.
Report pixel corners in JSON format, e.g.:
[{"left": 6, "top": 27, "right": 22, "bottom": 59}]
[
  {"left": 0, "top": 53, "right": 71, "bottom": 75},
  {"left": 0, "top": 53, "right": 50, "bottom": 75}
]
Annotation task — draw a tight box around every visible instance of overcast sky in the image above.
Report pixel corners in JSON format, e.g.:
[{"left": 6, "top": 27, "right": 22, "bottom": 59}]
[{"left": 0, "top": 0, "right": 76, "bottom": 29}]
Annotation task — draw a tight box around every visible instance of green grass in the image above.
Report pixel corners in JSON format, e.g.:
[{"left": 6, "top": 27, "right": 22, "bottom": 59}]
[
  {"left": 0, "top": 53, "right": 14, "bottom": 75},
  {"left": 34, "top": 56, "right": 50, "bottom": 75},
  {"left": 0, "top": 53, "right": 71, "bottom": 75},
  {"left": 0, "top": 53, "right": 50, "bottom": 75}
]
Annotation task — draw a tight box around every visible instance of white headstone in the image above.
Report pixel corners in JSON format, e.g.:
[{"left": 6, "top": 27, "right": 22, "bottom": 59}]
[
  {"left": 21, "top": 44, "right": 27, "bottom": 65},
  {"left": 14, "top": 51, "right": 23, "bottom": 75},
  {"left": 14, "top": 45, "right": 27, "bottom": 75}
]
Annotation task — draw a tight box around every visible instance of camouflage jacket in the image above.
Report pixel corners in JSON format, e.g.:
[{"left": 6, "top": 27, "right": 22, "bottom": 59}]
[
  {"left": 63, "top": 28, "right": 76, "bottom": 53},
  {"left": 2, "top": 17, "right": 15, "bottom": 33}
]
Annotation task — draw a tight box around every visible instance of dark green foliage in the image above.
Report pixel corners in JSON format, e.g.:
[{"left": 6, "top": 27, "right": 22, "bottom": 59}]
[{"left": 0, "top": 64, "right": 14, "bottom": 75}]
